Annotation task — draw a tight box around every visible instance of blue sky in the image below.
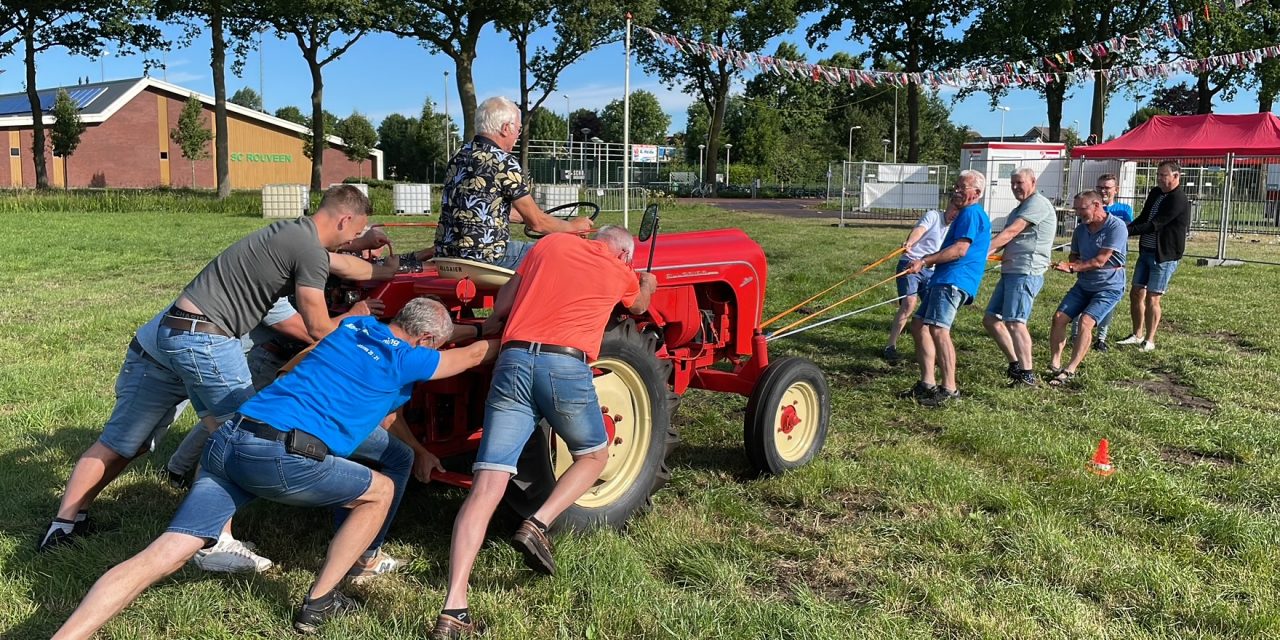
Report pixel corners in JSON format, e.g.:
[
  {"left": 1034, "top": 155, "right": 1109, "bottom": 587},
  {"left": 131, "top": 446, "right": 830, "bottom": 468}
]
[{"left": 0, "top": 17, "right": 1268, "bottom": 143}]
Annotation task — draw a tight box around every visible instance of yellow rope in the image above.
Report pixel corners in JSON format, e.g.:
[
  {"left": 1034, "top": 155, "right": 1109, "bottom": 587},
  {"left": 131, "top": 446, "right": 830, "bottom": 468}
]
[
  {"left": 760, "top": 247, "right": 904, "bottom": 329},
  {"left": 770, "top": 269, "right": 909, "bottom": 336}
]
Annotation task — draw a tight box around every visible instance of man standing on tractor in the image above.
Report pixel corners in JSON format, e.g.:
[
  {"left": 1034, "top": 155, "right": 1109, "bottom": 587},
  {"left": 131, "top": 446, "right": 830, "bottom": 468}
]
[
  {"left": 51, "top": 298, "right": 497, "bottom": 639},
  {"left": 433, "top": 96, "right": 593, "bottom": 269},
  {"left": 38, "top": 186, "right": 378, "bottom": 572},
  {"left": 901, "top": 170, "right": 992, "bottom": 407},
  {"left": 431, "top": 226, "right": 656, "bottom": 639}
]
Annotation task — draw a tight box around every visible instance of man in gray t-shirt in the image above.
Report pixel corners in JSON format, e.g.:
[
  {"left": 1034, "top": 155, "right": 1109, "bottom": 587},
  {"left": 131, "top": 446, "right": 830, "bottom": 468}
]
[{"left": 983, "top": 168, "right": 1057, "bottom": 386}]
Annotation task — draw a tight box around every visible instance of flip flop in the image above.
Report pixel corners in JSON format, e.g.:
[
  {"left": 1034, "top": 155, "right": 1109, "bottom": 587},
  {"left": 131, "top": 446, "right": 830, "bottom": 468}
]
[{"left": 1047, "top": 370, "right": 1076, "bottom": 387}]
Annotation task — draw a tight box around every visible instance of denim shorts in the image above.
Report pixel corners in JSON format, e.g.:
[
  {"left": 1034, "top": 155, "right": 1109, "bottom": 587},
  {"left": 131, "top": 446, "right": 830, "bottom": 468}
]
[
  {"left": 493, "top": 240, "right": 534, "bottom": 270},
  {"left": 167, "top": 422, "right": 373, "bottom": 542},
  {"left": 99, "top": 342, "right": 194, "bottom": 459},
  {"left": 154, "top": 324, "right": 255, "bottom": 422},
  {"left": 246, "top": 346, "right": 291, "bottom": 391},
  {"left": 1132, "top": 251, "right": 1179, "bottom": 294},
  {"left": 1058, "top": 284, "right": 1123, "bottom": 324},
  {"left": 895, "top": 258, "right": 933, "bottom": 298},
  {"left": 984, "top": 272, "right": 1045, "bottom": 323},
  {"left": 474, "top": 346, "right": 608, "bottom": 474},
  {"left": 914, "top": 284, "right": 970, "bottom": 329}
]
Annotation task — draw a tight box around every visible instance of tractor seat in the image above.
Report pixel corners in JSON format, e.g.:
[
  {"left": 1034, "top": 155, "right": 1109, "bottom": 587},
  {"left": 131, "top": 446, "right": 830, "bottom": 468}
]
[{"left": 431, "top": 257, "right": 516, "bottom": 290}]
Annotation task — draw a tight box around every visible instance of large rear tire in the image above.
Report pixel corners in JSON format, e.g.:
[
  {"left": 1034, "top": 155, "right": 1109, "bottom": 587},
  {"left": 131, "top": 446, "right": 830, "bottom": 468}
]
[
  {"left": 744, "top": 356, "right": 830, "bottom": 475},
  {"left": 505, "top": 320, "right": 678, "bottom": 530}
]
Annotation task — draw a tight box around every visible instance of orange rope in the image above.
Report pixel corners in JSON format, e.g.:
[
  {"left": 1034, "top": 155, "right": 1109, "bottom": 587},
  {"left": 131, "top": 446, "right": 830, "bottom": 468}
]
[
  {"left": 770, "top": 269, "right": 910, "bottom": 336},
  {"left": 761, "top": 246, "right": 904, "bottom": 329}
]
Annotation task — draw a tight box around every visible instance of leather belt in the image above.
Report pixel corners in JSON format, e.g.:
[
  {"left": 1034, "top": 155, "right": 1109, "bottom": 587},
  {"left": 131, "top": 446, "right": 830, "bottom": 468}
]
[
  {"left": 161, "top": 314, "right": 232, "bottom": 337},
  {"left": 235, "top": 415, "right": 289, "bottom": 442},
  {"left": 127, "top": 337, "right": 162, "bottom": 365},
  {"left": 502, "top": 340, "right": 587, "bottom": 363}
]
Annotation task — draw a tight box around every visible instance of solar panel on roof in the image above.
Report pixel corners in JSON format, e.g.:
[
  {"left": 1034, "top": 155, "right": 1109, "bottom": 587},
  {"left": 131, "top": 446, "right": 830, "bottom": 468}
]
[{"left": 0, "top": 86, "right": 105, "bottom": 117}]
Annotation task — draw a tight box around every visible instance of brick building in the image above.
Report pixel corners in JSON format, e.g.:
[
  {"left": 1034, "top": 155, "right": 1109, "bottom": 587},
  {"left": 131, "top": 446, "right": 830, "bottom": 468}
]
[{"left": 0, "top": 77, "right": 382, "bottom": 189}]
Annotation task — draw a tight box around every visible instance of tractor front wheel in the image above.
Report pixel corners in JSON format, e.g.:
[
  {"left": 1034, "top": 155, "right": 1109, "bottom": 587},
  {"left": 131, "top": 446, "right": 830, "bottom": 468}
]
[
  {"left": 743, "top": 356, "right": 830, "bottom": 475},
  {"left": 505, "top": 320, "right": 677, "bottom": 530}
]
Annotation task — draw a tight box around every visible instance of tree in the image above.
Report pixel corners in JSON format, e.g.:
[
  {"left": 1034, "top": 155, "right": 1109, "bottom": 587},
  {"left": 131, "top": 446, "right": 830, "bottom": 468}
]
[
  {"left": 335, "top": 111, "right": 377, "bottom": 181},
  {"left": 1126, "top": 106, "right": 1168, "bottom": 132},
  {"left": 599, "top": 90, "right": 671, "bottom": 144},
  {"left": 229, "top": 86, "right": 263, "bottom": 110},
  {"left": 495, "top": 0, "right": 633, "bottom": 169},
  {"left": 526, "top": 106, "right": 566, "bottom": 143},
  {"left": 12, "top": 1, "right": 163, "bottom": 188},
  {"left": 48, "top": 88, "right": 85, "bottom": 188},
  {"left": 1149, "top": 82, "right": 1199, "bottom": 116},
  {"left": 171, "top": 93, "right": 213, "bottom": 187},
  {"left": 250, "top": 0, "right": 372, "bottom": 190},
  {"left": 569, "top": 108, "right": 601, "bottom": 141},
  {"left": 638, "top": 0, "right": 814, "bottom": 192},
  {"left": 274, "top": 104, "right": 307, "bottom": 125},
  {"left": 378, "top": 112, "right": 420, "bottom": 180},
  {"left": 156, "top": 0, "right": 260, "bottom": 199},
  {"left": 383, "top": 0, "right": 503, "bottom": 141}
]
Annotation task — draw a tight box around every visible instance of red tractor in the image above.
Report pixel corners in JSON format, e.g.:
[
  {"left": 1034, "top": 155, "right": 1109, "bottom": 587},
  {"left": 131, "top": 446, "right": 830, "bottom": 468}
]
[{"left": 330, "top": 204, "right": 830, "bottom": 529}]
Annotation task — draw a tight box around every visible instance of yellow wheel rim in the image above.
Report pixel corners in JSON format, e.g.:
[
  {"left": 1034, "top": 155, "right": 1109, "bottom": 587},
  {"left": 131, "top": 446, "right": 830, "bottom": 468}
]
[
  {"left": 551, "top": 356, "right": 652, "bottom": 509},
  {"left": 772, "top": 381, "right": 820, "bottom": 463}
]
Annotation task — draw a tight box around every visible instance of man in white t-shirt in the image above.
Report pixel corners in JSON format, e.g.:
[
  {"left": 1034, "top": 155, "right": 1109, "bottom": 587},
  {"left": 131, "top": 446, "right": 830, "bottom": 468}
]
[{"left": 884, "top": 205, "right": 954, "bottom": 362}]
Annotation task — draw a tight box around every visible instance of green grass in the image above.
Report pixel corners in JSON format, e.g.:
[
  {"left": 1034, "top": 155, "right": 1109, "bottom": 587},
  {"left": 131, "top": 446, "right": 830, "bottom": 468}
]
[{"left": 4, "top": 203, "right": 1280, "bottom": 638}]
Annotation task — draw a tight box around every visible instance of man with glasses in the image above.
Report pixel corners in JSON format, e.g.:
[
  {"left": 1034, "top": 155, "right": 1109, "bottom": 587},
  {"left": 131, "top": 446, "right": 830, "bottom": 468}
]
[
  {"left": 1074, "top": 173, "right": 1133, "bottom": 351},
  {"left": 1046, "top": 191, "right": 1128, "bottom": 385},
  {"left": 433, "top": 96, "right": 592, "bottom": 269},
  {"left": 901, "top": 170, "right": 991, "bottom": 407}
]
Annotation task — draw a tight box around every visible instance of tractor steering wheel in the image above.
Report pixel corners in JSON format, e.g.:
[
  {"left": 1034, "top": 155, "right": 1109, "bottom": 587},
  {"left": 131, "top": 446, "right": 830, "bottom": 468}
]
[{"left": 525, "top": 201, "right": 601, "bottom": 239}]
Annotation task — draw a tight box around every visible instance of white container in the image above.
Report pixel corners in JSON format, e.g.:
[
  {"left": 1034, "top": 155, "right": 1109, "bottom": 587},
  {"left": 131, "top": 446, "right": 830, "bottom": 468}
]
[
  {"left": 534, "top": 184, "right": 579, "bottom": 211},
  {"left": 329, "top": 182, "right": 369, "bottom": 197},
  {"left": 262, "top": 184, "right": 310, "bottom": 219},
  {"left": 393, "top": 183, "right": 432, "bottom": 215}
]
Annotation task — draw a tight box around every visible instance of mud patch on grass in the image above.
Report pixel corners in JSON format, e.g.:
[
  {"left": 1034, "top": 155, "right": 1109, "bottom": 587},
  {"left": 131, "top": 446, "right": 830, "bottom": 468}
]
[
  {"left": 1205, "top": 330, "right": 1267, "bottom": 355},
  {"left": 768, "top": 555, "right": 876, "bottom": 602},
  {"left": 1121, "top": 371, "right": 1216, "bottom": 414},
  {"left": 1160, "top": 446, "right": 1239, "bottom": 468}
]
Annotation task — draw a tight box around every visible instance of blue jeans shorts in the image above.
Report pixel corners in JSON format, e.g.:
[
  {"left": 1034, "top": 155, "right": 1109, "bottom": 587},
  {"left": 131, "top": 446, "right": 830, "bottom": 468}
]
[
  {"left": 167, "top": 421, "right": 373, "bottom": 542},
  {"left": 984, "top": 273, "right": 1045, "bottom": 323},
  {"left": 1132, "top": 251, "right": 1179, "bottom": 295},
  {"left": 154, "top": 324, "right": 255, "bottom": 422},
  {"left": 1058, "top": 284, "right": 1123, "bottom": 324},
  {"left": 493, "top": 240, "right": 534, "bottom": 270},
  {"left": 895, "top": 258, "right": 933, "bottom": 298},
  {"left": 914, "top": 284, "right": 971, "bottom": 329},
  {"left": 99, "top": 341, "right": 196, "bottom": 459},
  {"left": 474, "top": 346, "right": 608, "bottom": 475}
]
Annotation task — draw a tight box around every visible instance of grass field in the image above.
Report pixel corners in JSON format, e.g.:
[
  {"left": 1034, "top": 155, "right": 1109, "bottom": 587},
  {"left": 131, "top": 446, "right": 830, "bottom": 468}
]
[{"left": 3, "top": 201, "right": 1280, "bottom": 638}]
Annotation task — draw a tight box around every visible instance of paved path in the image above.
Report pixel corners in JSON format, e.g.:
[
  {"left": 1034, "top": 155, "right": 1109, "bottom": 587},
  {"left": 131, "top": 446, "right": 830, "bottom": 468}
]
[{"left": 687, "top": 198, "right": 912, "bottom": 227}]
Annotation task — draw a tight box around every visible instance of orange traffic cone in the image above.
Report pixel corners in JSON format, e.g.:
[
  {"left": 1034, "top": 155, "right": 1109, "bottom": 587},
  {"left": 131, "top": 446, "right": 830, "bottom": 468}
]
[{"left": 1087, "top": 438, "right": 1115, "bottom": 477}]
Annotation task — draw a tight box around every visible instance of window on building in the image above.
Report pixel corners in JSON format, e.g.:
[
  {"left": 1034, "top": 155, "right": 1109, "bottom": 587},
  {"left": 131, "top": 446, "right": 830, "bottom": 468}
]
[
  {"left": 9, "top": 148, "right": 18, "bottom": 157},
  {"left": 159, "top": 151, "right": 168, "bottom": 160}
]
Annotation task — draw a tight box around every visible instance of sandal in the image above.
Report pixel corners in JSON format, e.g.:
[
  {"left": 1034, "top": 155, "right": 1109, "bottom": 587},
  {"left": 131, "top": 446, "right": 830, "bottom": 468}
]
[{"left": 1047, "top": 369, "right": 1076, "bottom": 387}]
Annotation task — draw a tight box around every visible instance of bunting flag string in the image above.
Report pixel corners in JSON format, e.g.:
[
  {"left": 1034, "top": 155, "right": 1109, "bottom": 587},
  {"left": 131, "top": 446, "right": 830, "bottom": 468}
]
[{"left": 640, "top": 12, "right": 1277, "bottom": 92}]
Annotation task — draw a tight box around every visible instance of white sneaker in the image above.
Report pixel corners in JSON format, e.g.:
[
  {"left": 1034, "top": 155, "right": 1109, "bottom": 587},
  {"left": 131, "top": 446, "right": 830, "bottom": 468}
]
[
  {"left": 1116, "top": 334, "right": 1143, "bottom": 345},
  {"left": 1140, "top": 340, "right": 1156, "bottom": 352},
  {"left": 192, "top": 535, "right": 274, "bottom": 573},
  {"left": 345, "top": 549, "right": 403, "bottom": 583}
]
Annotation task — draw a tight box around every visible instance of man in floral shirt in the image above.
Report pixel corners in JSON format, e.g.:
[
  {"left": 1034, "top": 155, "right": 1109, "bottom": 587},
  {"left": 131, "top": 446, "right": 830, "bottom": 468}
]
[{"left": 434, "top": 96, "right": 593, "bottom": 269}]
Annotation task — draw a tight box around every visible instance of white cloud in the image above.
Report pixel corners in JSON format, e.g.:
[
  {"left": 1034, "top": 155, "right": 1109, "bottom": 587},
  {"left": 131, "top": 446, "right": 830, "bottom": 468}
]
[{"left": 166, "top": 70, "right": 204, "bottom": 85}]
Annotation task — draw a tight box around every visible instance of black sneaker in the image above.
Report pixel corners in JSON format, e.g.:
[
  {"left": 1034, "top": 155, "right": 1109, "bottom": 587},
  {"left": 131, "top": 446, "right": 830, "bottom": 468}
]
[
  {"left": 293, "top": 590, "right": 359, "bottom": 634},
  {"left": 1005, "top": 361, "right": 1020, "bottom": 380},
  {"left": 881, "top": 345, "right": 901, "bottom": 363},
  {"left": 37, "top": 524, "right": 76, "bottom": 553},
  {"left": 1009, "top": 370, "right": 1038, "bottom": 387},
  {"left": 166, "top": 469, "right": 192, "bottom": 491},
  {"left": 920, "top": 387, "right": 960, "bottom": 407},
  {"left": 897, "top": 381, "right": 936, "bottom": 400},
  {"left": 1092, "top": 338, "right": 1109, "bottom": 352}
]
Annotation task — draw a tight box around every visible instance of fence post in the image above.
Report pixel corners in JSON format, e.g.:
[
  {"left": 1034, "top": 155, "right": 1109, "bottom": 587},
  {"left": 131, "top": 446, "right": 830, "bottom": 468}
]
[
  {"left": 839, "top": 161, "right": 847, "bottom": 228},
  {"left": 1217, "top": 152, "right": 1233, "bottom": 261}
]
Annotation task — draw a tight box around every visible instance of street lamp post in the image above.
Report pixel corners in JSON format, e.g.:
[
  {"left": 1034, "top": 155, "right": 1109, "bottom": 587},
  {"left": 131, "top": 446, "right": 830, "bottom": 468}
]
[
  {"left": 443, "top": 70, "right": 451, "bottom": 159},
  {"left": 847, "top": 125, "right": 862, "bottom": 163},
  {"left": 724, "top": 143, "right": 732, "bottom": 187},
  {"left": 591, "top": 137, "right": 603, "bottom": 184},
  {"left": 995, "top": 105, "right": 1010, "bottom": 142},
  {"left": 698, "top": 144, "right": 705, "bottom": 194},
  {"left": 881, "top": 138, "right": 890, "bottom": 163},
  {"left": 580, "top": 127, "right": 591, "bottom": 184}
]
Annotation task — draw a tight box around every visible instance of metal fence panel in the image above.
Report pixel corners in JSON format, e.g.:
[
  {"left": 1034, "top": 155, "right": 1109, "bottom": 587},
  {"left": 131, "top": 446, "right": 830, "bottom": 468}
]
[{"left": 826, "top": 161, "right": 950, "bottom": 222}]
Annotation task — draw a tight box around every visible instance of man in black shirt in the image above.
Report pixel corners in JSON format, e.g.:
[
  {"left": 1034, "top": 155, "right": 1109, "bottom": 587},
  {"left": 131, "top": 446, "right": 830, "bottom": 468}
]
[{"left": 1116, "top": 160, "right": 1190, "bottom": 351}]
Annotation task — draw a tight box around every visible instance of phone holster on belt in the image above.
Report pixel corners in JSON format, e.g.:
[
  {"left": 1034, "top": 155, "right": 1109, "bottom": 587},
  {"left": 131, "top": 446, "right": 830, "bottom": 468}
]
[{"left": 285, "top": 429, "right": 329, "bottom": 461}]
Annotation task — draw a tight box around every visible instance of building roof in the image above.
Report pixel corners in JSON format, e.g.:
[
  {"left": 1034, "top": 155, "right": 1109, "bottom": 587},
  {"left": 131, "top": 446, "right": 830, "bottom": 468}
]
[
  {"left": 1071, "top": 113, "right": 1280, "bottom": 158},
  {"left": 0, "top": 76, "right": 380, "bottom": 162}
]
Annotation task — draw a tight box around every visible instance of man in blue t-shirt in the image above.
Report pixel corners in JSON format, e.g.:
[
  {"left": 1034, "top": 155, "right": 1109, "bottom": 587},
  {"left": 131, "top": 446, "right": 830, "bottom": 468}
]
[
  {"left": 1076, "top": 173, "right": 1134, "bottom": 351},
  {"left": 1046, "top": 191, "right": 1128, "bottom": 386},
  {"left": 902, "top": 169, "right": 992, "bottom": 407},
  {"left": 54, "top": 298, "right": 498, "bottom": 639}
]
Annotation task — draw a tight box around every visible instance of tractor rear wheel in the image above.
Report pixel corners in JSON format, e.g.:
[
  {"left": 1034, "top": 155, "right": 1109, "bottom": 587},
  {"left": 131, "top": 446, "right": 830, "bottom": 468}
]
[
  {"left": 505, "top": 320, "right": 678, "bottom": 530},
  {"left": 743, "top": 356, "right": 830, "bottom": 475}
]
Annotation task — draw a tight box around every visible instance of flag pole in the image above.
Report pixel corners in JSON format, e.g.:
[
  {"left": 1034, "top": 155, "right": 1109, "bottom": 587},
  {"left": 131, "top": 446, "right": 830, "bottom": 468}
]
[{"left": 623, "top": 13, "right": 632, "bottom": 229}]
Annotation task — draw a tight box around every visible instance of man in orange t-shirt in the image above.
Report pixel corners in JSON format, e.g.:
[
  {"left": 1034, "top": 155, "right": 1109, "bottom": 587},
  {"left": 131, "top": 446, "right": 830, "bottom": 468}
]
[{"left": 431, "top": 226, "right": 655, "bottom": 639}]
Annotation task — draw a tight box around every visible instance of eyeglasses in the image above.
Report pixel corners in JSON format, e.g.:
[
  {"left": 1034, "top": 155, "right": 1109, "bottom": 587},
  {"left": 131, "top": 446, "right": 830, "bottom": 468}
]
[{"left": 951, "top": 186, "right": 977, "bottom": 193}]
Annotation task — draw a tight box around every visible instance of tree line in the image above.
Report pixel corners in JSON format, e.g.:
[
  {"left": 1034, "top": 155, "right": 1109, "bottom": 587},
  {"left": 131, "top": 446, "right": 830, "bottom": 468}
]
[{"left": 3, "top": 0, "right": 1278, "bottom": 193}]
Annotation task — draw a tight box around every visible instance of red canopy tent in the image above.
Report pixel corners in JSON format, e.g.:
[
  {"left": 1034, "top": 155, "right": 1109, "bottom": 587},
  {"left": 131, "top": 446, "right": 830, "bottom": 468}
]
[{"left": 1071, "top": 113, "right": 1280, "bottom": 159}]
